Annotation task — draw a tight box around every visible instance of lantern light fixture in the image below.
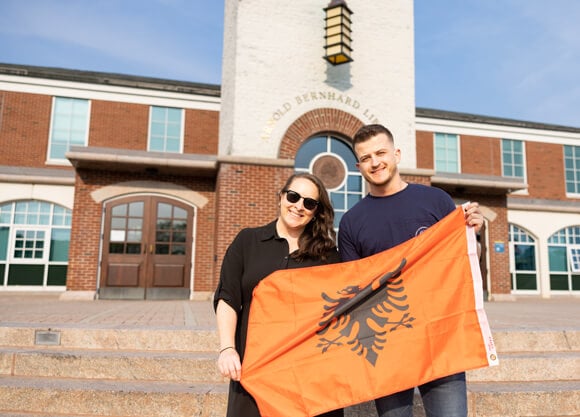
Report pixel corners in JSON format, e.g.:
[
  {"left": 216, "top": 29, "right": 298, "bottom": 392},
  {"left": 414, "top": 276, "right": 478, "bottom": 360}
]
[{"left": 323, "top": 0, "right": 353, "bottom": 65}]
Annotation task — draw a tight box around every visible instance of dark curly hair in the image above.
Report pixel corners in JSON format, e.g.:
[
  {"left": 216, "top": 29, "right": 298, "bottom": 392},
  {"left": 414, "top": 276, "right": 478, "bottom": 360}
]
[{"left": 280, "top": 173, "right": 337, "bottom": 261}]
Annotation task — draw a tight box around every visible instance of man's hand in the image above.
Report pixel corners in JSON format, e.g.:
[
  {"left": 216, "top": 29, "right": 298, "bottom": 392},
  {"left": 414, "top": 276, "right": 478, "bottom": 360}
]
[{"left": 464, "top": 202, "right": 483, "bottom": 233}]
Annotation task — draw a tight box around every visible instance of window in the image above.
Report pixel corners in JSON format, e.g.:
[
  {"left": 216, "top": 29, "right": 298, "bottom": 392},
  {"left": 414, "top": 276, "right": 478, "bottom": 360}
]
[
  {"left": 109, "top": 201, "right": 144, "bottom": 255},
  {"left": 548, "top": 226, "right": 580, "bottom": 292},
  {"left": 434, "top": 133, "right": 459, "bottom": 173},
  {"left": 295, "top": 135, "right": 363, "bottom": 229},
  {"left": 0, "top": 200, "right": 71, "bottom": 287},
  {"left": 502, "top": 139, "right": 525, "bottom": 178},
  {"left": 48, "top": 97, "right": 90, "bottom": 161},
  {"left": 508, "top": 224, "right": 538, "bottom": 291},
  {"left": 569, "top": 246, "right": 580, "bottom": 273},
  {"left": 149, "top": 106, "right": 184, "bottom": 152},
  {"left": 564, "top": 145, "right": 580, "bottom": 195}
]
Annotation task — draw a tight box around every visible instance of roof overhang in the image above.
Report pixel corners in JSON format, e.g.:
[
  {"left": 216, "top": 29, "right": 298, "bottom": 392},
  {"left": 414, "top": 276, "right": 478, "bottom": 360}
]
[
  {"left": 431, "top": 172, "right": 527, "bottom": 195},
  {"left": 66, "top": 146, "right": 218, "bottom": 177}
]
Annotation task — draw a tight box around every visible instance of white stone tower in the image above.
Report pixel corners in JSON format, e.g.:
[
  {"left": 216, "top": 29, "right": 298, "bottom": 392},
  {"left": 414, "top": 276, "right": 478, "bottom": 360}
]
[{"left": 219, "top": 0, "right": 416, "bottom": 169}]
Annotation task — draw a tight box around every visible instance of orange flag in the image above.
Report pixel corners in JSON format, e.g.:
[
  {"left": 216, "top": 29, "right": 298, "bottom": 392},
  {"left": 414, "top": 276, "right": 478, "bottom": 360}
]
[{"left": 241, "top": 206, "right": 499, "bottom": 417}]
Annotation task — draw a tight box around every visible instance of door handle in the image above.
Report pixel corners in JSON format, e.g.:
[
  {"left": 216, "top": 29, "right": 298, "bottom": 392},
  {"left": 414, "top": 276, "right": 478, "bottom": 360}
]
[{"left": 150, "top": 244, "right": 154, "bottom": 254}]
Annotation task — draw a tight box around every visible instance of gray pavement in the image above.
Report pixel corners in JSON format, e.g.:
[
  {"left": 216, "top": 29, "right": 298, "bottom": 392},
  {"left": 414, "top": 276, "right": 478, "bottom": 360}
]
[{"left": 0, "top": 292, "right": 578, "bottom": 331}]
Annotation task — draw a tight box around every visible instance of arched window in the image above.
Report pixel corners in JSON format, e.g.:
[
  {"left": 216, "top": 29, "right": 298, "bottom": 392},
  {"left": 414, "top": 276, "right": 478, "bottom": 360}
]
[
  {"left": 295, "top": 134, "right": 363, "bottom": 229},
  {"left": 0, "top": 200, "right": 71, "bottom": 288},
  {"left": 548, "top": 226, "right": 580, "bottom": 292},
  {"left": 508, "top": 224, "right": 538, "bottom": 292}
]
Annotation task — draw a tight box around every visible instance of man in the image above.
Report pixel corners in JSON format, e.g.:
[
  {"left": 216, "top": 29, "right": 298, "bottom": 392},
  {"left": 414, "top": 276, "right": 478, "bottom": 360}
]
[{"left": 338, "top": 124, "right": 483, "bottom": 417}]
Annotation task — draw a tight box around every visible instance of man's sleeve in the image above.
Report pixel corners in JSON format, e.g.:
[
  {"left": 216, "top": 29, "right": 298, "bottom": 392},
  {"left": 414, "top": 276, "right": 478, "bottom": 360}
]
[{"left": 337, "top": 217, "right": 360, "bottom": 262}]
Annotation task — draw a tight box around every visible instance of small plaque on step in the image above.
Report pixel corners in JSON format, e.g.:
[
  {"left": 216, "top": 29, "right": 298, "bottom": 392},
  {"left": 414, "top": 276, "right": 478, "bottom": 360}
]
[{"left": 35, "top": 330, "right": 61, "bottom": 346}]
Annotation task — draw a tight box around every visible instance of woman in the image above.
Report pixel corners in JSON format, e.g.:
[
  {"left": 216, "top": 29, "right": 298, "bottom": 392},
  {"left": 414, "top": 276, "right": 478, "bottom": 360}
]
[{"left": 214, "top": 173, "right": 343, "bottom": 417}]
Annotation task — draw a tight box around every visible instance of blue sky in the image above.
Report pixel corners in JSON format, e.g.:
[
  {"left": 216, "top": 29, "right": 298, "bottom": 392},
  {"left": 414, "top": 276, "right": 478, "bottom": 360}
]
[{"left": 1, "top": 0, "right": 578, "bottom": 128}]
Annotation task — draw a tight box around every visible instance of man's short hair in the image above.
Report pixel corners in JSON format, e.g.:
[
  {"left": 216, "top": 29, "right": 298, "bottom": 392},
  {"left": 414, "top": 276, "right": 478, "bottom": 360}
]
[{"left": 353, "top": 124, "right": 394, "bottom": 146}]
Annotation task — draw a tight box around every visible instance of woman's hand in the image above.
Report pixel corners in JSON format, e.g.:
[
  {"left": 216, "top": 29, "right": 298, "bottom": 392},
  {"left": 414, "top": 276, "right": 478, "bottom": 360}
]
[{"left": 217, "top": 346, "right": 242, "bottom": 381}]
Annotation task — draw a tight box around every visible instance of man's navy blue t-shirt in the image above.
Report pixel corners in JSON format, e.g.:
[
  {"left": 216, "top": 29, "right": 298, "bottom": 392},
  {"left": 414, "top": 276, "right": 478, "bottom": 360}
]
[{"left": 338, "top": 183, "right": 456, "bottom": 261}]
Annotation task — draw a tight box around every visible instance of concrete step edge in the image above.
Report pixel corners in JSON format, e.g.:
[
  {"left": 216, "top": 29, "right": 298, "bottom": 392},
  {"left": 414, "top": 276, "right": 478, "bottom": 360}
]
[
  {"left": 0, "top": 346, "right": 219, "bottom": 358},
  {"left": 1, "top": 348, "right": 224, "bottom": 383},
  {"left": 467, "top": 380, "right": 580, "bottom": 391},
  {"left": 2, "top": 326, "right": 579, "bottom": 352},
  {"left": 3, "top": 348, "right": 578, "bottom": 384},
  {"left": 0, "top": 327, "right": 219, "bottom": 352},
  {"left": 0, "top": 376, "right": 228, "bottom": 417},
  {"left": 491, "top": 329, "right": 580, "bottom": 352},
  {"left": 1, "top": 377, "right": 578, "bottom": 417},
  {"left": 0, "top": 375, "right": 228, "bottom": 392},
  {"left": 467, "top": 353, "right": 580, "bottom": 382}
]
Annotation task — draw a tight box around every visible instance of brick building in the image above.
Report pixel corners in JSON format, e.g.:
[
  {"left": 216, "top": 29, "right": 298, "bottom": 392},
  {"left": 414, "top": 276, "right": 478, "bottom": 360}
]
[{"left": 0, "top": 0, "right": 578, "bottom": 300}]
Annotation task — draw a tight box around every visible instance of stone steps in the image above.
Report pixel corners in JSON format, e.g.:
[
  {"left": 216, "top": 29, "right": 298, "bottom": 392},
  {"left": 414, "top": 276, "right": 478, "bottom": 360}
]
[
  {"left": 467, "top": 380, "right": 580, "bottom": 417},
  {"left": 0, "top": 376, "right": 228, "bottom": 417},
  {"left": 2, "top": 347, "right": 577, "bottom": 384},
  {"left": 0, "top": 325, "right": 578, "bottom": 417}
]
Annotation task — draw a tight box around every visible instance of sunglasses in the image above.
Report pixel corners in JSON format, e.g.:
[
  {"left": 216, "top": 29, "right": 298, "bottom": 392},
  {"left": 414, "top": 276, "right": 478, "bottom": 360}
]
[{"left": 283, "top": 189, "right": 319, "bottom": 211}]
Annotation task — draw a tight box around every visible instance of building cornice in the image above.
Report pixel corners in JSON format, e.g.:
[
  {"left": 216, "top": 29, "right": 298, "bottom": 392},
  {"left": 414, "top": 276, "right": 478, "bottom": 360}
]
[
  {"left": 66, "top": 146, "right": 217, "bottom": 177},
  {"left": 507, "top": 197, "right": 580, "bottom": 213},
  {"left": 416, "top": 108, "right": 580, "bottom": 145},
  {"left": 217, "top": 155, "right": 294, "bottom": 168},
  {"left": 431, "top": 172, "right": 527, "bottom": 195},
  {"left": 0, "top": 63, "right": 220, "bottom": 97},
  {"left": 416, "top": 107, "right": 580, "bottom": 134},
  {"left": 0, "top": 165, "right": 75, "bottom": 185},
  {"left": 0, "top": 63, "right": 221, "bottom": 111}
]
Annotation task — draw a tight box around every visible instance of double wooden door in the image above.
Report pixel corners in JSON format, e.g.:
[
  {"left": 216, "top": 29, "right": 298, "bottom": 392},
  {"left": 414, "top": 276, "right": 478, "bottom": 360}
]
[{"left": 100, "top": 196, "right": 193, "bottom": 299}]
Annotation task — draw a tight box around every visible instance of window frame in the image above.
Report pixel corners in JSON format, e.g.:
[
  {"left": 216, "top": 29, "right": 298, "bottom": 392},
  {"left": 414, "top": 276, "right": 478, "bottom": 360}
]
[
  {"left": 508, "top": 224, "right": 539, "bottom": 293},
  {"left": 501, "top": 139, "right": 526, "bottom": 179},
  {"left": 434, "top": 132, "right": 460, "bottom": 173},
  {"left": 147, "top": 106, "right": 185, "bottom": 153},
  {"left": 548, "top": 226, "right": 580, "bottom": 292},
  {"left": 47, "top": 96, "right": 91, "bottom": 164},
  {"left": 294, "top": 134, "right": 363, "bottom": 230},
  {"left": 502, "top": 138, "right": 528, "bottom": 195},
  {"left": 0, "top": 200, "right": 71, "bottom": 288},
  {"left": 564, "top": 145, "right": 580, "bottom": 197}
]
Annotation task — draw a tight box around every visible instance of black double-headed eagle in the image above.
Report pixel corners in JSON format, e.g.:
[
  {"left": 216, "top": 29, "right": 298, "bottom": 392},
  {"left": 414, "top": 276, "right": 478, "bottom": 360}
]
[{"left": 316, "top": 258, "right": 415, "bottom": 366}]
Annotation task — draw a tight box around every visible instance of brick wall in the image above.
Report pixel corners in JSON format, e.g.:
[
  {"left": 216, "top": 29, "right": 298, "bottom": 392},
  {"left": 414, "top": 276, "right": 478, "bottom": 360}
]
[
  {"left": 0, "top": 91, "right": 54, "bottom": 167},
  {"left": 417, "top": 131, "right": 504, "bottom": 176},
  {"left": 279, "top": 108, "right": 363, "bottom": 158},
  {"left": 0, "top": 92, "right": 220, "bottom": 163},
  {"left": 460, "top": 135, "right": 502, "bottom": 176},
  {"left": 520, "top": 141, "right": 567, "bottom": 200},
  {"left": 89, "top": 101, "right": 219, "bottom": 154},
  {"left": 184, "top": 109, "right": 219, "bottom": 154},
  {"left": 415, "top": 130, "right": 434, "bottom": 169},
  {"left": 89, "top": 101, "right": 149, "bottom": 150},
  {"left": 401, "top": 174, "right": 431, "bottom": 186},
  {"left": 214, "top": 163, "right": 294, "bottom": 287},
  {"left": 477, "top": 194, "right": 510, "bottom": 295}
]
